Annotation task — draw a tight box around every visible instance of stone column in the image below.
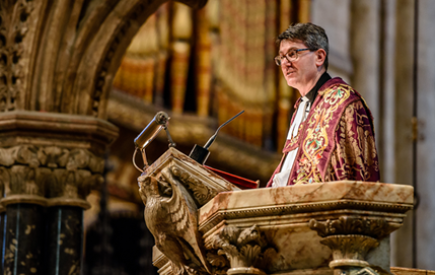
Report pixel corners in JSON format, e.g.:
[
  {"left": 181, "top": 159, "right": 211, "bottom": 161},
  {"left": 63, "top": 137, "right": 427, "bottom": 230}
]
[
  {"left": 416, "top": 0, "right": 435, "bottom": 270},
  {"left": 350, "top": 0, "right": 381, "bottom": 135},
  {"left": 390, "top": 0, "right": 415, "bottom": 268},
  {"left": 0, "top": 112, "right": 117, "bottom": 274},
  {"left": 2, "top": 204, "right": 45, "bottom": 274},
  {"left": 46, "top": 206, "right": 84, "bottom": 274}
]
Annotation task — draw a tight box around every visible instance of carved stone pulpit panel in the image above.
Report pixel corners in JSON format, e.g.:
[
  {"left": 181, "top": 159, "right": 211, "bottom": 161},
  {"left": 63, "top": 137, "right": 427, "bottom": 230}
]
[
  {"left": 138, "top": 148, "right": 240, "bottom": 275},
  {"left": 139, "top": 149, "right": 414, "bottom": 275}
]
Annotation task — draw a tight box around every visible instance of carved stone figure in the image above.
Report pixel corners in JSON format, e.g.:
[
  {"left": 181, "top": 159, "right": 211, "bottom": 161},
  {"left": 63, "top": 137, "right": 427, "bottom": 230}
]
[
  {"left": 139, "top": 168, "right": 211, "bottom": 275},
  {"left": 138, "top": 148, "right": 242, "bottom": 274}
]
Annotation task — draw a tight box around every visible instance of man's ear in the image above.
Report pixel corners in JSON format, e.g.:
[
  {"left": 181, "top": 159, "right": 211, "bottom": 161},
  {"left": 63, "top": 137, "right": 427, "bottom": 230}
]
[{"left": 315, "top": 49, "right": 327, "bottom": 68}]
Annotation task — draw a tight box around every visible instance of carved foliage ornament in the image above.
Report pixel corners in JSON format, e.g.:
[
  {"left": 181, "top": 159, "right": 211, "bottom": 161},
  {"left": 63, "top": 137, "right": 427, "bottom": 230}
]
[
  {"left": 320, "top": 235, "right": 379, "bottom": 269},
  {"left": 0, "top": 145, "right": 104, "bottom": 201},
  {"left": 206, "top": 252, "right": 229, "bottom": 275},
  {"left": 309, "top": 216, "right": 401, "bottom": 239},
  {"left": 171, "top": 166, "right": 217, "bottom": 207},
  {"left": 0, "top": 0, "right": 33, "bottom": 111},
  {"left": 210, "top": 225, "right": 276, "bottom": 274}
]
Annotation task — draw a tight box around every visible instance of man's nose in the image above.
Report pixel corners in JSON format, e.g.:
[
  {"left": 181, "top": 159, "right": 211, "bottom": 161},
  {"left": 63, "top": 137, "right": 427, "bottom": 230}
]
[{"left": 282, "top": 59, "right": 292, "bottom": 66}]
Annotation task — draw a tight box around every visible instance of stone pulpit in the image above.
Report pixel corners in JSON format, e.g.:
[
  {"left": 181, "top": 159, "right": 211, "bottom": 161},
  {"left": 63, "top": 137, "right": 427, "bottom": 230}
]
[{"left": 138, "top": 148, "right": 413, "bottom": 275}]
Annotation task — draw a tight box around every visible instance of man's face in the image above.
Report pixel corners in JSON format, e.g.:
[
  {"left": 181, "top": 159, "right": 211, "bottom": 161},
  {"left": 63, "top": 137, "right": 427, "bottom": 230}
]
[{"left": 278, "top": 39, "right": 319, "bottom": 94}]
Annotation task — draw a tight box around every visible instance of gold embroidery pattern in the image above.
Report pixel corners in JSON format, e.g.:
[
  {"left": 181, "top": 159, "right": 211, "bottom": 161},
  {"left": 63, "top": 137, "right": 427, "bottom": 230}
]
[
  {"left": 325, "top": 101, "right": 379, "bottom": 181},
  {"left": 283, "top": 122, "right": 305, "bottom": 153},
  {"left": 295, "top": 84, "right": 352, "bottom": 184}
]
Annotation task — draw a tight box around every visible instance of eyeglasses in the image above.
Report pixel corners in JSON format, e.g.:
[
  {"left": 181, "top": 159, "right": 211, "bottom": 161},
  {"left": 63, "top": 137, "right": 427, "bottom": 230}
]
[{"left": 274, "top": 48, "right": 310, "bottom": 66}]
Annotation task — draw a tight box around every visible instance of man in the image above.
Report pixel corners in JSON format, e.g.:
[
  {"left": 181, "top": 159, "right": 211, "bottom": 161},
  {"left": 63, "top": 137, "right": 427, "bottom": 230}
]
[{"left": 267, "top": 23, "right": 380, "bottom": 187}]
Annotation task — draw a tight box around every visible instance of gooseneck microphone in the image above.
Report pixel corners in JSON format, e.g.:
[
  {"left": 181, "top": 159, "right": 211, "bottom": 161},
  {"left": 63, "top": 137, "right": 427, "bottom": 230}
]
[
  {"left": 133, "top": 111, "right": 175, "bottom": 172},
  {"left": 189, "top": 110, "right": 244, "bottom": 164},
  {"left": 134, "top": 111, "right": 169, "bottom": 149}
]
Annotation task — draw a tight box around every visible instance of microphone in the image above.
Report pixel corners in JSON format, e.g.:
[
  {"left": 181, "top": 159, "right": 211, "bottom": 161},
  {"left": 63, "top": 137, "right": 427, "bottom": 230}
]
[
  {"left": 133, "top": 111, "right": 173, "bottom": 173},
  {"left": 189, "top": 110, "right": 244, "bottom": 164},
  {"left": 134, "top": 111, "right": 169, "bottom": 149}
]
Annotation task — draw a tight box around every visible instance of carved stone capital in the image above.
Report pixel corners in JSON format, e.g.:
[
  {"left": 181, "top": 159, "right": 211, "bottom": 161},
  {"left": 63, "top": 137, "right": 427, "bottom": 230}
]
[
  {"left": 210, "top": 225, "right": 275, "bottom": 275},
  {"left": 0, "top": 145, "right": 105, "bottom": 208},
  {"left": 309, "top": 216, "right": 397, "bottom": 273},
  {"left": 0, "top": 111, "right": 117, "bottom": 208},
  {"left": 321, "top": 235, "right": 379, "bottom": 269},
  {"left": 309, "top": 216, "right": 401, "bottom": 239}
]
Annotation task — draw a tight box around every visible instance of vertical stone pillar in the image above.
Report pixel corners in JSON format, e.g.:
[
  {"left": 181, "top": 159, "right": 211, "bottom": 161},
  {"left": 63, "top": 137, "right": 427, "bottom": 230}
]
[
  {"left": 416, "top": 0, "right": 435, "bottom": 270},
  {"left": 46, "top": 206, "right": 84, "bottom": 275},
  {"left": 390, "top": 0, "right": 415, "bottom": 268},
  {"left": 0, "top": 152, "right": 51, "bottom": 274},
  {"left": 350, "top": 0, "right": 380, "bottom": 133},
  {"left": 2, "top": 204, "right": 45, "bottom": 274},
  {"left": 0, "top": 112, "right": 117, "bottom": 274}
]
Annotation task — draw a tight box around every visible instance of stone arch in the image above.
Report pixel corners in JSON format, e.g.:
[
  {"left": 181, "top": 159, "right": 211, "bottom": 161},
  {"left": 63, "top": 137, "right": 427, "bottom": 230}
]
[{"left": 11, "top": 0, "right": 206, "bottom": 117}]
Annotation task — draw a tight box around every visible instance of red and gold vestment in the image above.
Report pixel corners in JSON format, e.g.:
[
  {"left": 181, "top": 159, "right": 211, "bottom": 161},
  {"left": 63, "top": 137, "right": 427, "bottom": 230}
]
[{"left": 267, "top": 77, "right": 380, "bottom": 186}]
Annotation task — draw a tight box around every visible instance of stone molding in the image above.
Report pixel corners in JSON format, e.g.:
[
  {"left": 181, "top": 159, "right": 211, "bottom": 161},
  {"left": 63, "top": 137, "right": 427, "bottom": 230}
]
[
  {"left": 0, "top": 111, "right": 118, "bottom": 151},
  {"left": 199, "top": 201, "right": 409, "bottom": 235}
]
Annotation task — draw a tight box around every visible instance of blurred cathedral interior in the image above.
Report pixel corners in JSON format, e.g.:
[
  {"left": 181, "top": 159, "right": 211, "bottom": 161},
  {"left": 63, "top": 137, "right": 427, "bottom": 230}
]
[{"left": 0, "top": 0, "right": 434, "bottom": 274}]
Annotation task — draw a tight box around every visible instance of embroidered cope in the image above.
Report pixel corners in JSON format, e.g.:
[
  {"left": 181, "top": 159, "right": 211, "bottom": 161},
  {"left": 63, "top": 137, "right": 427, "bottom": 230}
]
[{"left": 267, "top": 77, "right": 380, "bottom": 187}]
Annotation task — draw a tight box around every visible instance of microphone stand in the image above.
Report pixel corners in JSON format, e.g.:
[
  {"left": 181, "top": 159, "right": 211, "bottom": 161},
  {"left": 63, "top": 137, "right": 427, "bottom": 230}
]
[{"left": 189, "top": 110, "right": 244, "bottom": 164}]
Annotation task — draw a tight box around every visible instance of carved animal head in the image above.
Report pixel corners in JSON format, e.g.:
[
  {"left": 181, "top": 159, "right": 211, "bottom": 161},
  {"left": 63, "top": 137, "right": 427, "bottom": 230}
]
[
  {"left": 145, "top": 176, "right": 161, "bottom": 197},
  {"left": 138, "top": 175, "right": 173, "bottom": 205}
]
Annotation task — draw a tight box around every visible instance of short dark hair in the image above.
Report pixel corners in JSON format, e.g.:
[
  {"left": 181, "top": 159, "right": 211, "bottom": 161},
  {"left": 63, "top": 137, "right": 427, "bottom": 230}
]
[{"left": 277, "top": 23, "right": 329, "bottom": 70}]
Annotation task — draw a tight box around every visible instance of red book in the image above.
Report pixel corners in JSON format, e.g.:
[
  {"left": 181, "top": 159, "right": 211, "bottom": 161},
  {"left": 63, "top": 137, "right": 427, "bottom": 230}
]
[{"left": 204, "top": 166, "right": 259, "bottom": 190}]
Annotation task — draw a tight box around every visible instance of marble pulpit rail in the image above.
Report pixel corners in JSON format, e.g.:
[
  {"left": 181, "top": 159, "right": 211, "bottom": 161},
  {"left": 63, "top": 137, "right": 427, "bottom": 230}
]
[{"left": 198, "top": 181, "right": 414, "bottom": 234}]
